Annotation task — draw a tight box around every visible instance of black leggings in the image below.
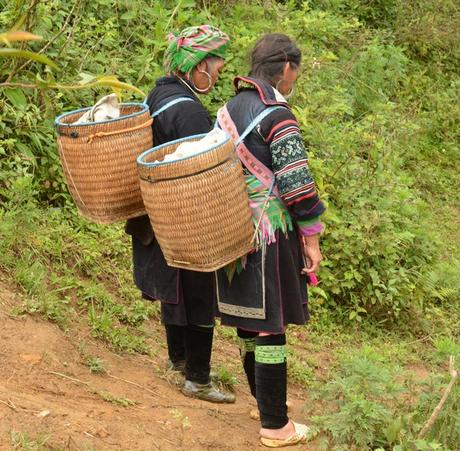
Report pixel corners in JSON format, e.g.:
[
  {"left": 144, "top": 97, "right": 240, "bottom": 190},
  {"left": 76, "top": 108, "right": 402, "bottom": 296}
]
[
  {"left": 237, "top": 329, "right": 288, "bottom": 429},
  {"left": 165, "top": 324, "right": 213, "bottom": 384}
]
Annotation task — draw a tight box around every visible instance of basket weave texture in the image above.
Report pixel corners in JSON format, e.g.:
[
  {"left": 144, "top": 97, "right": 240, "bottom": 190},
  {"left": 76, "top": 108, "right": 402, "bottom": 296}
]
[
  {"left": 138, "top": 135, "right": 254, "bottom": 272},
  {"left": 55, "top": 103, "right": 153, "bottom": 224}
]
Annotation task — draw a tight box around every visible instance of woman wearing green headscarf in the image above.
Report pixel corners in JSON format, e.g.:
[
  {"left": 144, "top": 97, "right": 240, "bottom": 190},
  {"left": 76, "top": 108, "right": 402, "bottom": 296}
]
[{"left": 125, "top": 25, "right": 234, "bottom": 403}]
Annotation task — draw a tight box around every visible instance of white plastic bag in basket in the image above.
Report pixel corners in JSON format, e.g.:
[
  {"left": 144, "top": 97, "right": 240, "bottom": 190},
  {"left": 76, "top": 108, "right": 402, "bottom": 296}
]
[{"left": 160, "top": 128, "right": 227, "bottom": 163}]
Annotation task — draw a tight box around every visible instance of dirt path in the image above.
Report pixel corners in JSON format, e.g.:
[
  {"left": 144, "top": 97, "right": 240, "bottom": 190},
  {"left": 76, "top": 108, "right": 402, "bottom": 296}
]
[{"left": 0, "top": 279, "right": 317, "bottom": 450}]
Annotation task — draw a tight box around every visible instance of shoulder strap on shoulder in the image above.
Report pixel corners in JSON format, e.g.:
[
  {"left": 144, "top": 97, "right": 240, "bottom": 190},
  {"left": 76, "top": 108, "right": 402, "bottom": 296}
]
[
  {"left": 151, "top": 97, "right": 194, "bottom": 118},
  {"left": 237, "top": 106, "right": 287, "bottom": 144},
  {"left": 217, "top": 104, "right": 284, "bottom": 200}
]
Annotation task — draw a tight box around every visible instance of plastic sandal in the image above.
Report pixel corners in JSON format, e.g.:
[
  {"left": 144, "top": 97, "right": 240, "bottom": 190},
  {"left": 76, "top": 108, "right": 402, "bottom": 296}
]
[{"left": 260, "top": 421, "right": 310, "bottom": 448}]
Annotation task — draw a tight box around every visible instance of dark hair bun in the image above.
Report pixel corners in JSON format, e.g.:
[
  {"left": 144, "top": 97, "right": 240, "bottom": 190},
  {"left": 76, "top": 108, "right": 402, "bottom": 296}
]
[{"left": 250, "top": 33, "right": 301, "bottom": 84}]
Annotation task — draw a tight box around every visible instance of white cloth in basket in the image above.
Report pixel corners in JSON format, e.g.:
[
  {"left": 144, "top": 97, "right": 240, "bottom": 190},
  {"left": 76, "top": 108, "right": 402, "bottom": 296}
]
[
  {"left": 159, "top": 128, "right": 227, "bottom": 163},
  {"left": 75, "top": 94, "right": 120, "bottom": 124}
]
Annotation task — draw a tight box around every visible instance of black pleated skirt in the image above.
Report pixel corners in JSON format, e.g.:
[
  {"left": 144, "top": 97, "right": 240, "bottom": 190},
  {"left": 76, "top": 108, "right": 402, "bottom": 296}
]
[
  {"left": 216, "top": 229, "right": 309, "bottom": 334},
  {"left": 131, "top": 235, "right": 216, "bottom": 326}
]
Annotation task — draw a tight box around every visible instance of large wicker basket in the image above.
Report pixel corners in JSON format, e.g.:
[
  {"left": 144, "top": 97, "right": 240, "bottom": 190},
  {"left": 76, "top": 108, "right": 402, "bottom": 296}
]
[
  {"left": 137, "top": 133, "right": 254, "bottom": 272},
  {"left": 55, "top": 103, "right": 153, "bottom": 224}
]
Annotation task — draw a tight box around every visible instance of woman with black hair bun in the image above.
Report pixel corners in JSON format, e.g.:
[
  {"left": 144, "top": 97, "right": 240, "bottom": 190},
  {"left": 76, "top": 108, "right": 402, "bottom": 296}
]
[{"left": 216, "top": 33, "right": 325, "bottom": 447}]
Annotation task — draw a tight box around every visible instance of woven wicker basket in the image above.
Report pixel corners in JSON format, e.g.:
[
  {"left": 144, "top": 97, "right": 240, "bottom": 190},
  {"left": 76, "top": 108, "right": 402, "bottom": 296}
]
[
  {"left": 55, "top": 103, "right": 153, "bottom": 224},
  {"left": 137, "top": 133, "right": 254, "bottom": 272}
]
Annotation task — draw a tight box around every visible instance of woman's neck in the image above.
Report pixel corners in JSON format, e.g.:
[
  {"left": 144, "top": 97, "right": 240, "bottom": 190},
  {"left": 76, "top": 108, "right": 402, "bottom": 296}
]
[{"left": 175, "top": 74, "right": 200, "bottom": 96}]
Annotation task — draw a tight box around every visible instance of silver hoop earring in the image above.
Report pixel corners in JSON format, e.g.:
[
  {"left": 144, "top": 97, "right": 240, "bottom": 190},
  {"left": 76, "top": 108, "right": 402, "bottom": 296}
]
[
  {"left": 191, "top": 70, "right": 212, "bottom": 93},
  {"left": 275, "top": 79, "right": 294, "bottom": 99}
]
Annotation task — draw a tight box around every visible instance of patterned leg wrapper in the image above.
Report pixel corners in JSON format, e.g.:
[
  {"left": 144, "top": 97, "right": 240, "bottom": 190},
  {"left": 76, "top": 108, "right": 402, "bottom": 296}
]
[
  {"left": 255, "top": 334, "right": 289, "bottom": 429},
  {"left": 237, "top": 329, "right": 258, "bottom": 398}
]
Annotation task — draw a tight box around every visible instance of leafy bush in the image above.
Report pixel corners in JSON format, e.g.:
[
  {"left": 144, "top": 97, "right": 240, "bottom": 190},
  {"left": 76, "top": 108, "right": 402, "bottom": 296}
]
[
  {"left": 310, "top": 347, "right": 457, "bottom": 450},
  {"left": 311, "top": 347, "right": 405, "bottom": 449}
]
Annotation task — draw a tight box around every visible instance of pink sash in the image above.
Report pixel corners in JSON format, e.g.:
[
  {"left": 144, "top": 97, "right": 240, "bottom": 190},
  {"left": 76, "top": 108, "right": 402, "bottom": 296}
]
[{"left": 217, "top": 104, "right": 283, "bottom": 200}]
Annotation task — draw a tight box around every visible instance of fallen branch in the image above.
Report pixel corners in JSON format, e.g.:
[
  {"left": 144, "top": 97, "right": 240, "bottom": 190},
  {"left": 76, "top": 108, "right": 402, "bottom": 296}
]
[
  {"left": 418, "top": 355, "right": 458, "bottom": 439},
  {"left": 0, "top": 398, "right": 44, "bottom": 414}
]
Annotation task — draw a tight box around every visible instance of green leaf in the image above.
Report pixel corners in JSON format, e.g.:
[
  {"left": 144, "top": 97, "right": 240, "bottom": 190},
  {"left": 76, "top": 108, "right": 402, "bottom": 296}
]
[
  {"left": 3, "top": 88, "right": 27, "bottom": 109},
  {"left": 93, "top": 76, "right": 145, "bottom": 96},
  {"left": 0, "top": 48, "right": 58, "bottom": 69},
  {"left": 30, "top": 134, "right": 43, "bottom": 151},
  {"left": 120, "top": 11, "right": 137, "bottom": 20},
  {"left": 384, "top": 416, "right": 403, "bottom": 443},
  {"left": 16, "top": 142, "right": 37, "bottom": 166}
]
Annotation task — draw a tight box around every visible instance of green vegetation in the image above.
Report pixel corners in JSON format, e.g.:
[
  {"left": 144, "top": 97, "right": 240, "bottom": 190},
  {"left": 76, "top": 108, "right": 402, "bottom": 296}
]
[
  {"left": 79, "top": 341, "right": 107, "bottom": 373},
  {"left": 308, "top": 347, "right": 458, "bottom": 450},
  {"left": 1, "top": 0, "right": 459, "bottom": 449},
  {"left": 0, "top": 180, "right": 159, "bottom": 353},
  {"left": 97, "top": 391, "right": 137, "bottom": 407},
  {"left": 10, "top": 430, "right": 51, "bottom": 451}
]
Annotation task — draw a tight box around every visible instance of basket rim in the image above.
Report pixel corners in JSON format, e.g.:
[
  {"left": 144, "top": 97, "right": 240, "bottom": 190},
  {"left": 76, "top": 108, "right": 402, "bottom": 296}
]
[
  {"left": 137, "top": 131, "right": 232, "bottom": 167},
  {"left": 54, "top": 102, "right": 149, "bottom": 128}
]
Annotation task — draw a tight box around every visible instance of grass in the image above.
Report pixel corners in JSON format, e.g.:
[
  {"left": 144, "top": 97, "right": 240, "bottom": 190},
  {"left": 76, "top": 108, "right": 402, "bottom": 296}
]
[
  {"left": 10, "top": 431, "right": 51, "bottom": 450},
  {"left": 96, "top": 391, "right": 137, "bottom": 407},
  {"left": 85, "top": 356, "right": 106, "bottom": 374},
  {"left": 214, "top": 364, "right": 239, "bottom": 390},
  {"left": 0, "top": 191, "right": 159, "bottom": 354},
  {"left": 304, "top": 345, "right": 458, "bottom": 450}
]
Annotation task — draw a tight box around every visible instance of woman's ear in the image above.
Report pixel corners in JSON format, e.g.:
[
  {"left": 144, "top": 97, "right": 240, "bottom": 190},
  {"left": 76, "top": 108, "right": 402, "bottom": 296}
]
[
  {"left": 196, "top": 60, "right": 207, "bottom": 72},
  {"left": 282, "top": 61, "right": 291, "bottom": 79}
]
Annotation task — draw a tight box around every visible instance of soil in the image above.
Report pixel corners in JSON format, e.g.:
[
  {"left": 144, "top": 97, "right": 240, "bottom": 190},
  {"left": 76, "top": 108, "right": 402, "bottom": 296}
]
[{"left": 0, "top": 277, "right": 320, "bottom": 451}]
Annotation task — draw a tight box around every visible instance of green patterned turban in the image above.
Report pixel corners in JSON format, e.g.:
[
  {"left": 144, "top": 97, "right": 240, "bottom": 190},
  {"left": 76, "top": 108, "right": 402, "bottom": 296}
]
[{"left": 164, "top": 25, "right": 230, "bottom": 74}]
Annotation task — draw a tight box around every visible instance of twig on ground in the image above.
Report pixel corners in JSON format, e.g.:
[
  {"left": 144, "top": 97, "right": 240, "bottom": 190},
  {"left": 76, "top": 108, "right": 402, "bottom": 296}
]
[
  {"left": 418, "top": 355, "right": 458, "bottom": 439},
  {"left": 0, "top": 397, "right": 46, "bottom": 414},
  {"left": 0, "top": 398, "right": 17, "bottom": 411},
  {"left": 105, "top": 371, "right": 157, "bottom": 396},
  {"left": 48, "top": 371, "right": 90, "bottom": 386}
]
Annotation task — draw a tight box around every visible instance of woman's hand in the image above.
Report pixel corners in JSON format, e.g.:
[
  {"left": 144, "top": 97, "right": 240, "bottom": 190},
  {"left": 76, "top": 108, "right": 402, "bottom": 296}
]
[{"left": 300, "top": 234, "right": 322, "bottom": 274}]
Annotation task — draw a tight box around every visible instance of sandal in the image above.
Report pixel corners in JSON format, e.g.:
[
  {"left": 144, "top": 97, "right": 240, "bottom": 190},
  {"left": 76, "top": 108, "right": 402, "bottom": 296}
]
[{"left": 260, "top": 421, "right": 310, "bottom": 448}]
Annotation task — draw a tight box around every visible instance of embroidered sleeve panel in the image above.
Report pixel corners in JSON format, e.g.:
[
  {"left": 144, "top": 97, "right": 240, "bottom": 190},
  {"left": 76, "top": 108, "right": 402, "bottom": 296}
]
[
  {"left": 260, "top": 109, "right": 325, "bottom": 222},
  {"left": 270, "top": 130, "right": 323, "bottom": 205}
]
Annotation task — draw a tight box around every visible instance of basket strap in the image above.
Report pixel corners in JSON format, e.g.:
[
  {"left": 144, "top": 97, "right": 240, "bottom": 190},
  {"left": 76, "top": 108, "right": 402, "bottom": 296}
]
[
  {"left": 217, "top": 104, "right": 285, "bottom": 199},
  {"left": 237, "top": 106, "right": 286, "bottom": 144},
  {"left": 151, "top": 97, "right": 194, "bottom": 118},
  {"left": 86, "top": 117, "right": 153, "bottom": 143}
]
